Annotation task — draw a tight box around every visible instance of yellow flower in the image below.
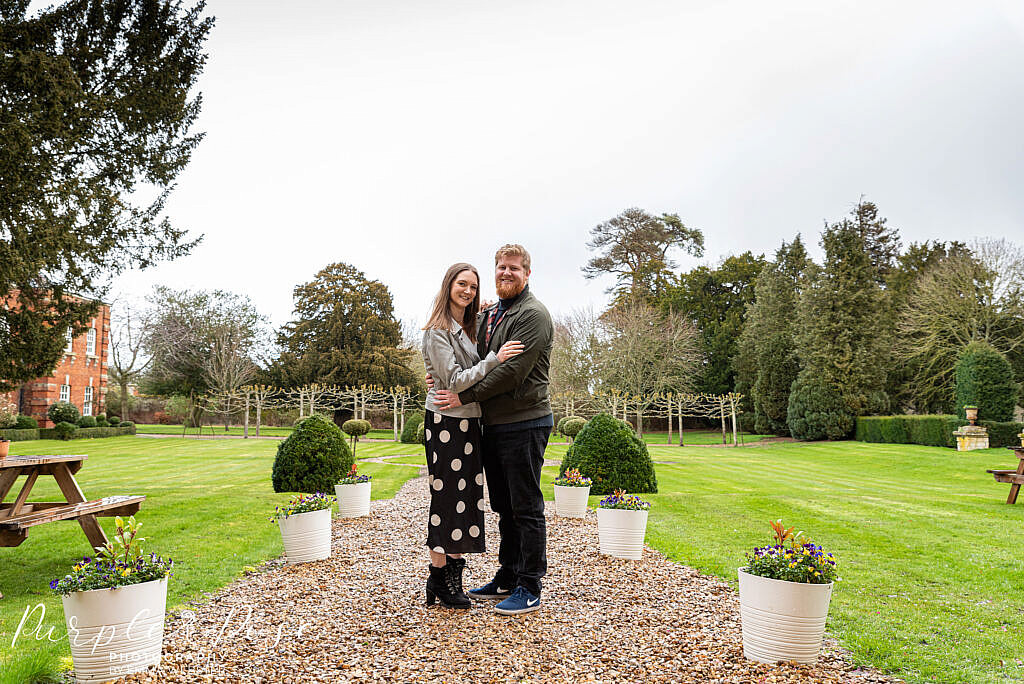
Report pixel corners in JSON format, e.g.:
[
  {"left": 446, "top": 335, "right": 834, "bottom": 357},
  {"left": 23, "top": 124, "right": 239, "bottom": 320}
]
[
  {"left": 120, "top": 569, "right": 131, "bottom": 577},
  {"left": 73, "top": 565, "right": 81, "bottom": 571}
]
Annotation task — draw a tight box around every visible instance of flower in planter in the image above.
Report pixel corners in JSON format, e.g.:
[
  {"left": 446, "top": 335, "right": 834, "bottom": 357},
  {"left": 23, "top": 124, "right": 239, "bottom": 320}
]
[
  {"left": 596, "top": 489, "right": 650, "bottom": 511},
  {"left": 744, "top": 519, "right": 837, "bottom": 585},
  {"left": 336, "top": 463, "right": 372, "bottom": 486},
  {"left": 271, "top": 491, "right": 335, "bottom": 521},
  {"left": 50, "top": 516, "right": 173, "bottom": 596},
  {"left": 553, "top": 468, "right": 592, "bottom": 487}
]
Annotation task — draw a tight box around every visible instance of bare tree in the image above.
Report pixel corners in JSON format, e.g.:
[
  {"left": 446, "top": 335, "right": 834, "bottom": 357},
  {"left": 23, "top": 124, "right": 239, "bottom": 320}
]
[
  {"left": 550, "top": 307, "right": 601, "bottom": 419},
  {"left": 108, "top": 298, "right": 153, "bottom": 420},
  {"left": 598, "top": 303, "right": 700, "bottom": 435},
  {"left": 202, "top": 324, "right": 258, "bottom": 430},
  {"left": 239, "top": 385, "right": 279, "bottom": 438}
]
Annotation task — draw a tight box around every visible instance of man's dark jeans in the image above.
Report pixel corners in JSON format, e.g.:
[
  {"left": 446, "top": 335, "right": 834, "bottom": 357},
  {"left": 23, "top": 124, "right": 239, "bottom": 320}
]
[{"left": 481, "top": 425, "right": 550, "bottom": 597}]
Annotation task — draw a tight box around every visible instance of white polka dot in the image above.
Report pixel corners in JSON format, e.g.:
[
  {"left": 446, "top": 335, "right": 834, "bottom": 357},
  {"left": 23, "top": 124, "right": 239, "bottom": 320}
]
[
  {"left": 430, "top": 514, "right": 440, "bottom": 526},
  {"left": 451, "top": 529, "right": 463, "bottom": 541},
  {"left": 459, "top": 419, "right": 469, "bottom": 432},
  {"left": 439, "top": 430, "right": 450, "bottom": 443},
  {"left": 464, "top": 442, "right": 473, "bottom": 455},
  {"left": 427, "top": 475, "right": 434, "bottom": 488},
  {"left": 434, "top": 413, "right": 442, "bottom": 424},
  {"left": 475, "top": 473, "right": 484, "bottom": 486},
  {"left": 477, "top": 499, "right": 485, "bottom": 510},
  {"left": 432, "top": 452, "right": 438, "bottom": 464},
  {"left": 456, "top": 501, "right": 466, "bottom": 513},
  {"left": 433, "top": 478, "right": 443, "bottom": 491},
  {"left": 458, "top": 478, "right": 467, "bottom": 491},
  {"left": 425, "top": 429, "right": 431, "bottom": 441},
  {"left": 451, "top": 458, "right": 462, "bottom": 472},
  {"left": 432, "top": 546, "right": 445, "bottom": 554},
  {"left": 469, "top": 525, "right": 480, "bottom": 538}
]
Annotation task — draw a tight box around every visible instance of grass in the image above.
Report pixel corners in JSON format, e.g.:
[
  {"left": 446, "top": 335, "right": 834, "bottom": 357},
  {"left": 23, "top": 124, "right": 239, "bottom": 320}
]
[
  {"left": 135, "top": 424, "right": 405, "bottom": 441},
  {"left": 0, "top": 437, "right": 421, "bottom": 680},
  {"left": 537, "top": 441, "right": 1024, "bottom": 683}
]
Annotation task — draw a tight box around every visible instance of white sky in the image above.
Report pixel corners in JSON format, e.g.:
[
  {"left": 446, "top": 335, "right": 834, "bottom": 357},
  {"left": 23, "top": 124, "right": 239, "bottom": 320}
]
[{"left": 78, "top": 0, "right": 1024, "bottom": 330}]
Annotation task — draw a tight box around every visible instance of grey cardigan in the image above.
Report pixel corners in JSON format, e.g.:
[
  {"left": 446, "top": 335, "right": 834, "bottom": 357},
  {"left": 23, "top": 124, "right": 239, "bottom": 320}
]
[{"left": 422, "top": 319, "right": 500, "bottom": 418}]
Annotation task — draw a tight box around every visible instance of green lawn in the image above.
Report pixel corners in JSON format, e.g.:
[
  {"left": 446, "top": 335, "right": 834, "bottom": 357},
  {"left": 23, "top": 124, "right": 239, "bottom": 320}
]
[
  {"left": 539, "top": 441, "right": 1024, "bottom": 683},
  {"left": 0, "top": 437, "right": 421, "bottom": 682}
]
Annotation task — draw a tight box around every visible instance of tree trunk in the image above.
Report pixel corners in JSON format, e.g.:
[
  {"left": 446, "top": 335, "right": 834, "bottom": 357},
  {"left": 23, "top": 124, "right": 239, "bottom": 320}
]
[
  {"left": 255, "top": 401, "right": 262, "bottom": 438},
  {"left": 243, "top": 393, "right": 249, "bottom": 439},
  {"left": 666, "top": 395, "right": 673, "bottom": 445},
  {"left": 678, "top": 403, "right": 684, "bottom": 446},
  {"left": 120, "top": 380, "right": 130, "bottom": 420},
  {"left": 720, "top": 401, "right": 727, "bottom": 444}
]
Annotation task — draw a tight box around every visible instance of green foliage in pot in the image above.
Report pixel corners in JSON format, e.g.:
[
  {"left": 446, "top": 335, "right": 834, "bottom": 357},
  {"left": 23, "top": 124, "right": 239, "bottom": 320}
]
[
  {"left": 744, "top": 520, "right": 837, "bottom": 585},
  {"left": 401, "top": 411, "right": 425, "bottom": 444},
  {"left": 559, "top": 413, "right": 657, "bottom": 495},
  {"left": 272, "top": 414, "right": 352, "bottom": 494},
  {"left": 954, "top": 341, "right": 1016, "bottom": 422},
  {"left": 48, "top": 400, "right": 80, "bottom": 426},
  {"left": 54, "top": 421, "right": 78, "bottom": 440}
]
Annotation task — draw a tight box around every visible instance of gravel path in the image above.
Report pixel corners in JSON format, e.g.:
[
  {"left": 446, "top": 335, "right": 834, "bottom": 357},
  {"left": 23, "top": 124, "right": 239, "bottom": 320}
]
[{"left": 126, "top": 477, "right": 899, "bottom": 684}]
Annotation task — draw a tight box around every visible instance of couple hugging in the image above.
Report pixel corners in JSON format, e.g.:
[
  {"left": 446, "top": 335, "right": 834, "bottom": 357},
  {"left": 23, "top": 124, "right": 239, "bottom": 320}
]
[{"left": 420, "top": 243, "right": 552, "bottom": 616}]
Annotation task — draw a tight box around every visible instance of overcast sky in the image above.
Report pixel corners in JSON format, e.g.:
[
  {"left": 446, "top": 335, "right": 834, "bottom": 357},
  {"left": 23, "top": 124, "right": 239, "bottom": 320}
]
[{"left": 84, "top": 0, "right": 1024, "bottom": 330}]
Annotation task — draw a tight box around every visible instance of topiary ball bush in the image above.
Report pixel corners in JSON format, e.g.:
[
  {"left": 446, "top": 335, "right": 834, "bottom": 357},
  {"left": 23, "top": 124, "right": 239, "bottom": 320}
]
[
  {"left": 107, "top": 415, "right": 121, "bottom": 425},
  {"left": 15, "top": 415, "right": 38, "bottom": 429},
  {"left": 559, "top": 413, "right": 657, "bottom": 495},
  {"left": 954, "top": 341, "right": 1016, "bottom": 422},
  {"left": 77, "top": 415, "right": 97, "bottom": 428},
  {"left": 48, "top": 401, "right": 80, "bottom": 426},
  {"left": 342, "top": 419, "right": 372, "bottom": 437},
  {"left": 401, "top": 412, "right": 425, "bottom": 444},
  {"left": 95, "top": 414, "right": 108, "bottom": 427},
  {"left": 787, "top": 375, "right": 853, "bottom": 441},
  {"left": 54, "top": 421, "right": 78, "bottom": 440},
  {"left": 561, "top": 417, "right": 586, "bottom": 440},
  {"left": 272, "top": 414, "right": 353, "bottom": 494}
]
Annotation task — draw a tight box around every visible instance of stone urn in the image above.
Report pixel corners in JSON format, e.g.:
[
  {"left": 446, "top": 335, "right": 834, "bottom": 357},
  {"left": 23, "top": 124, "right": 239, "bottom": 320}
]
[
  {"left": 1018, "top": 431, "right": 1024, "bottom": 448},
  {"left": 964, "top": 406, "right": 979, "bottom": 425}
]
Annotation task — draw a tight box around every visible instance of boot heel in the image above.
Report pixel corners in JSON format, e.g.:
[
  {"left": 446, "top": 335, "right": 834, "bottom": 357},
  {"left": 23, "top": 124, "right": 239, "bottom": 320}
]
[{"left": 426, "top": 589, "right": 436, "bottom": 606}]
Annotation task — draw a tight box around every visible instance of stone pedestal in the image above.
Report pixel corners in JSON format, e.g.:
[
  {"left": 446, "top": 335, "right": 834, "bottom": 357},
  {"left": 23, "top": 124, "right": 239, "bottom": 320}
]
[{"left": 954, "top": 424, "right": 989, "bottom": 451}]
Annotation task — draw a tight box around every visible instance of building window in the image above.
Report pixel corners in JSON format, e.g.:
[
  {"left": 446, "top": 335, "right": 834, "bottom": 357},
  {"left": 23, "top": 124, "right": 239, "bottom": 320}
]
[
  {"left": 60, "top": 384, "right": 70, "bottom": 402},
  {"left": 83, "top": 387, "right": 93, "bottom": 416},
  {"left": 66, "top": 328, "right": 74, "bottom": 353},
  {"left": 87, "top": 327, "right": 97, "bottom": 356}
]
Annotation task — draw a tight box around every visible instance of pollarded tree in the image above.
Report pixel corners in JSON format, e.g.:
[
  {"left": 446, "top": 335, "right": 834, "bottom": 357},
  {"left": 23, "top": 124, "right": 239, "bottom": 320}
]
[
  {"left": 271, "top": 263, "right": 418, "bottom": 389},
  {"left": 0, "top": 0, "right": 212, "bottom": 392},
  {"left": 788, "top": 224, "right": 890, "bottom": 440},
  {"left": 582, "top": 208, "right": 704, "bottom": 303}
]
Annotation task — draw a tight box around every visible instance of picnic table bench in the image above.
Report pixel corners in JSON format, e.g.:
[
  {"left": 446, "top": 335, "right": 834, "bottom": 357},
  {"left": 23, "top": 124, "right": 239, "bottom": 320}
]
[
  {"left": 0, "top": 454, "right": 144, "bottom": 548},
  {"left": 986, "top": 446, "right": 1024, "bottom": 504}
]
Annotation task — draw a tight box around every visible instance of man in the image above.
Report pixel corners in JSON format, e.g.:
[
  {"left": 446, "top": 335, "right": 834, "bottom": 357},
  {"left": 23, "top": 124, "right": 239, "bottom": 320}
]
[{"left": 433, "top": 243, "right": 553, "bottom": 615}]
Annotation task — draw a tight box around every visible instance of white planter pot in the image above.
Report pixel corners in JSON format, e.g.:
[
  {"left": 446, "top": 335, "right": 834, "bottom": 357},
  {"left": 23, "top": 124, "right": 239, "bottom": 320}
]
[
  {"left": 553, "top": 484, "right": 590, "bottom": 518},
  {"left": 278, "top": 507, "right": 331, "bottom": 564},
  {"left": 596, "top": 507, "right": 648, "bottom": 560},
  {"left": 737, "top": 567, "right": 834, "bottom": 664},
  {"left": 335, "top": 481, "right": 371, "bottom": 518},
  {"left": 62, "top": 577, "right": 167, "bottom": 682}
]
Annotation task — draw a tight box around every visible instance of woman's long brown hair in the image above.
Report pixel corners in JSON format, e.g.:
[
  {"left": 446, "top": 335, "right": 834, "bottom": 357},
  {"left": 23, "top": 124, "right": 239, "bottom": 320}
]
[{"left": 422, "top": 263, "right": 480, "bottom": 343}]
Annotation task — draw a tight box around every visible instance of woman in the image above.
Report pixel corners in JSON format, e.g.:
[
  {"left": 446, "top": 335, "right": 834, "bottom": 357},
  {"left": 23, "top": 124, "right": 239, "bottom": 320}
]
[{"left": 421, "top": 262, "right": 523, "bottom": 609}]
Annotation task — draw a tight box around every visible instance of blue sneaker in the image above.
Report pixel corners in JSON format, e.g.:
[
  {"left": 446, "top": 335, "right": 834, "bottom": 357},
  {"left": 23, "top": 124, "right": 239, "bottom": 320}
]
[
  {"left": 494, "top": 587, "right": 541, "bottom": 615},
  {"left": 467, "top": 578, "right": 513, "bottom": 601}
]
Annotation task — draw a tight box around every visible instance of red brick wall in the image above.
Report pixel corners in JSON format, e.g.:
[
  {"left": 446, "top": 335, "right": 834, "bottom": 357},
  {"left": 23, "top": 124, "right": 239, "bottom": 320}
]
[{"left": 13, "top": 304, "right": 111, "bottom": 428}]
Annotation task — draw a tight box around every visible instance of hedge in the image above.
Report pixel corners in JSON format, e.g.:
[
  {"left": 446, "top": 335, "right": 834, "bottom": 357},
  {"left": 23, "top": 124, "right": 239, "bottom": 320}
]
[
  {"left": 0, "top": 428, "right": 41, "bottom": 442},
  {"left": 856, "top": 415, "right": 1024, "bottom": 448},
  {"left": 37, "top": 425, "right": 137, "bottom": 440}
]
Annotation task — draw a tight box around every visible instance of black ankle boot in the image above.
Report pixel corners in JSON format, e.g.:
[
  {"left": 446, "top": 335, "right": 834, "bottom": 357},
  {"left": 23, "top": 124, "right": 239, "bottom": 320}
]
[
  {"left": 446, "top": 557, "right": 470, "bottom": 601},
  {"left": 425, "top": 563, "right": 470, "bottom": 609}
]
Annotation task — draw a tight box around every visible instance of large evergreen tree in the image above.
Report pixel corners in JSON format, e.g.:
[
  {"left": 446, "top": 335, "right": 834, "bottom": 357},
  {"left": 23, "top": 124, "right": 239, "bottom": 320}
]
[
  {"left": 788, "top": 224, "right": 890, "bottom": 440},
  {"left": 741, "top": 238, "right": 808, "bottom": 435},
  {"left": 270, "top": 263, "right": 418, "bottom": 389},
  {"left": 0, "top": 0, "right": 212, "bottom": 392}
]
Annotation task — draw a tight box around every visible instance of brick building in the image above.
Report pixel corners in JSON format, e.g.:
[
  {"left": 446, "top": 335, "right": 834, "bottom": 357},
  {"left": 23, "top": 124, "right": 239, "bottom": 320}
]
[{"left": 3, "top": 301, "right": 110, "bottom": 428}]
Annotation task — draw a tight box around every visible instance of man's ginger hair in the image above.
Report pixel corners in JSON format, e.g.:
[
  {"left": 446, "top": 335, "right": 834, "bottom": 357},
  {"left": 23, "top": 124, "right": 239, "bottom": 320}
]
[{"left": 494, "top": 244, "right": 531, "bottom": 271}]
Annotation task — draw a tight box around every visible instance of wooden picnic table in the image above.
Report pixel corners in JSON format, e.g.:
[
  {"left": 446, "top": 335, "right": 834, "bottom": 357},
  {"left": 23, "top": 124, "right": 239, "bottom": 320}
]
[
  {"left": 986, "top": 446, "right": 1024, "bottom": 504},
  {"left": 0, "top": 454, "right": 144, "bottom": 549}
]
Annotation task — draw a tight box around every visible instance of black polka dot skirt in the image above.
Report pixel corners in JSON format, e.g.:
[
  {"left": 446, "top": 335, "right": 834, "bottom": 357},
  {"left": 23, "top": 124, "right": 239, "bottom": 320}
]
[{"left": 424, "top": 409, "right": 486, "bottom": 554}]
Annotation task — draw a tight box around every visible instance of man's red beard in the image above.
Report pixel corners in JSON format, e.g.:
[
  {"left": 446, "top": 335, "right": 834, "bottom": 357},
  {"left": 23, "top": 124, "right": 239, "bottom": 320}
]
[{"left": 495, "top": 280, "right": 525, "bottom": 299}]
